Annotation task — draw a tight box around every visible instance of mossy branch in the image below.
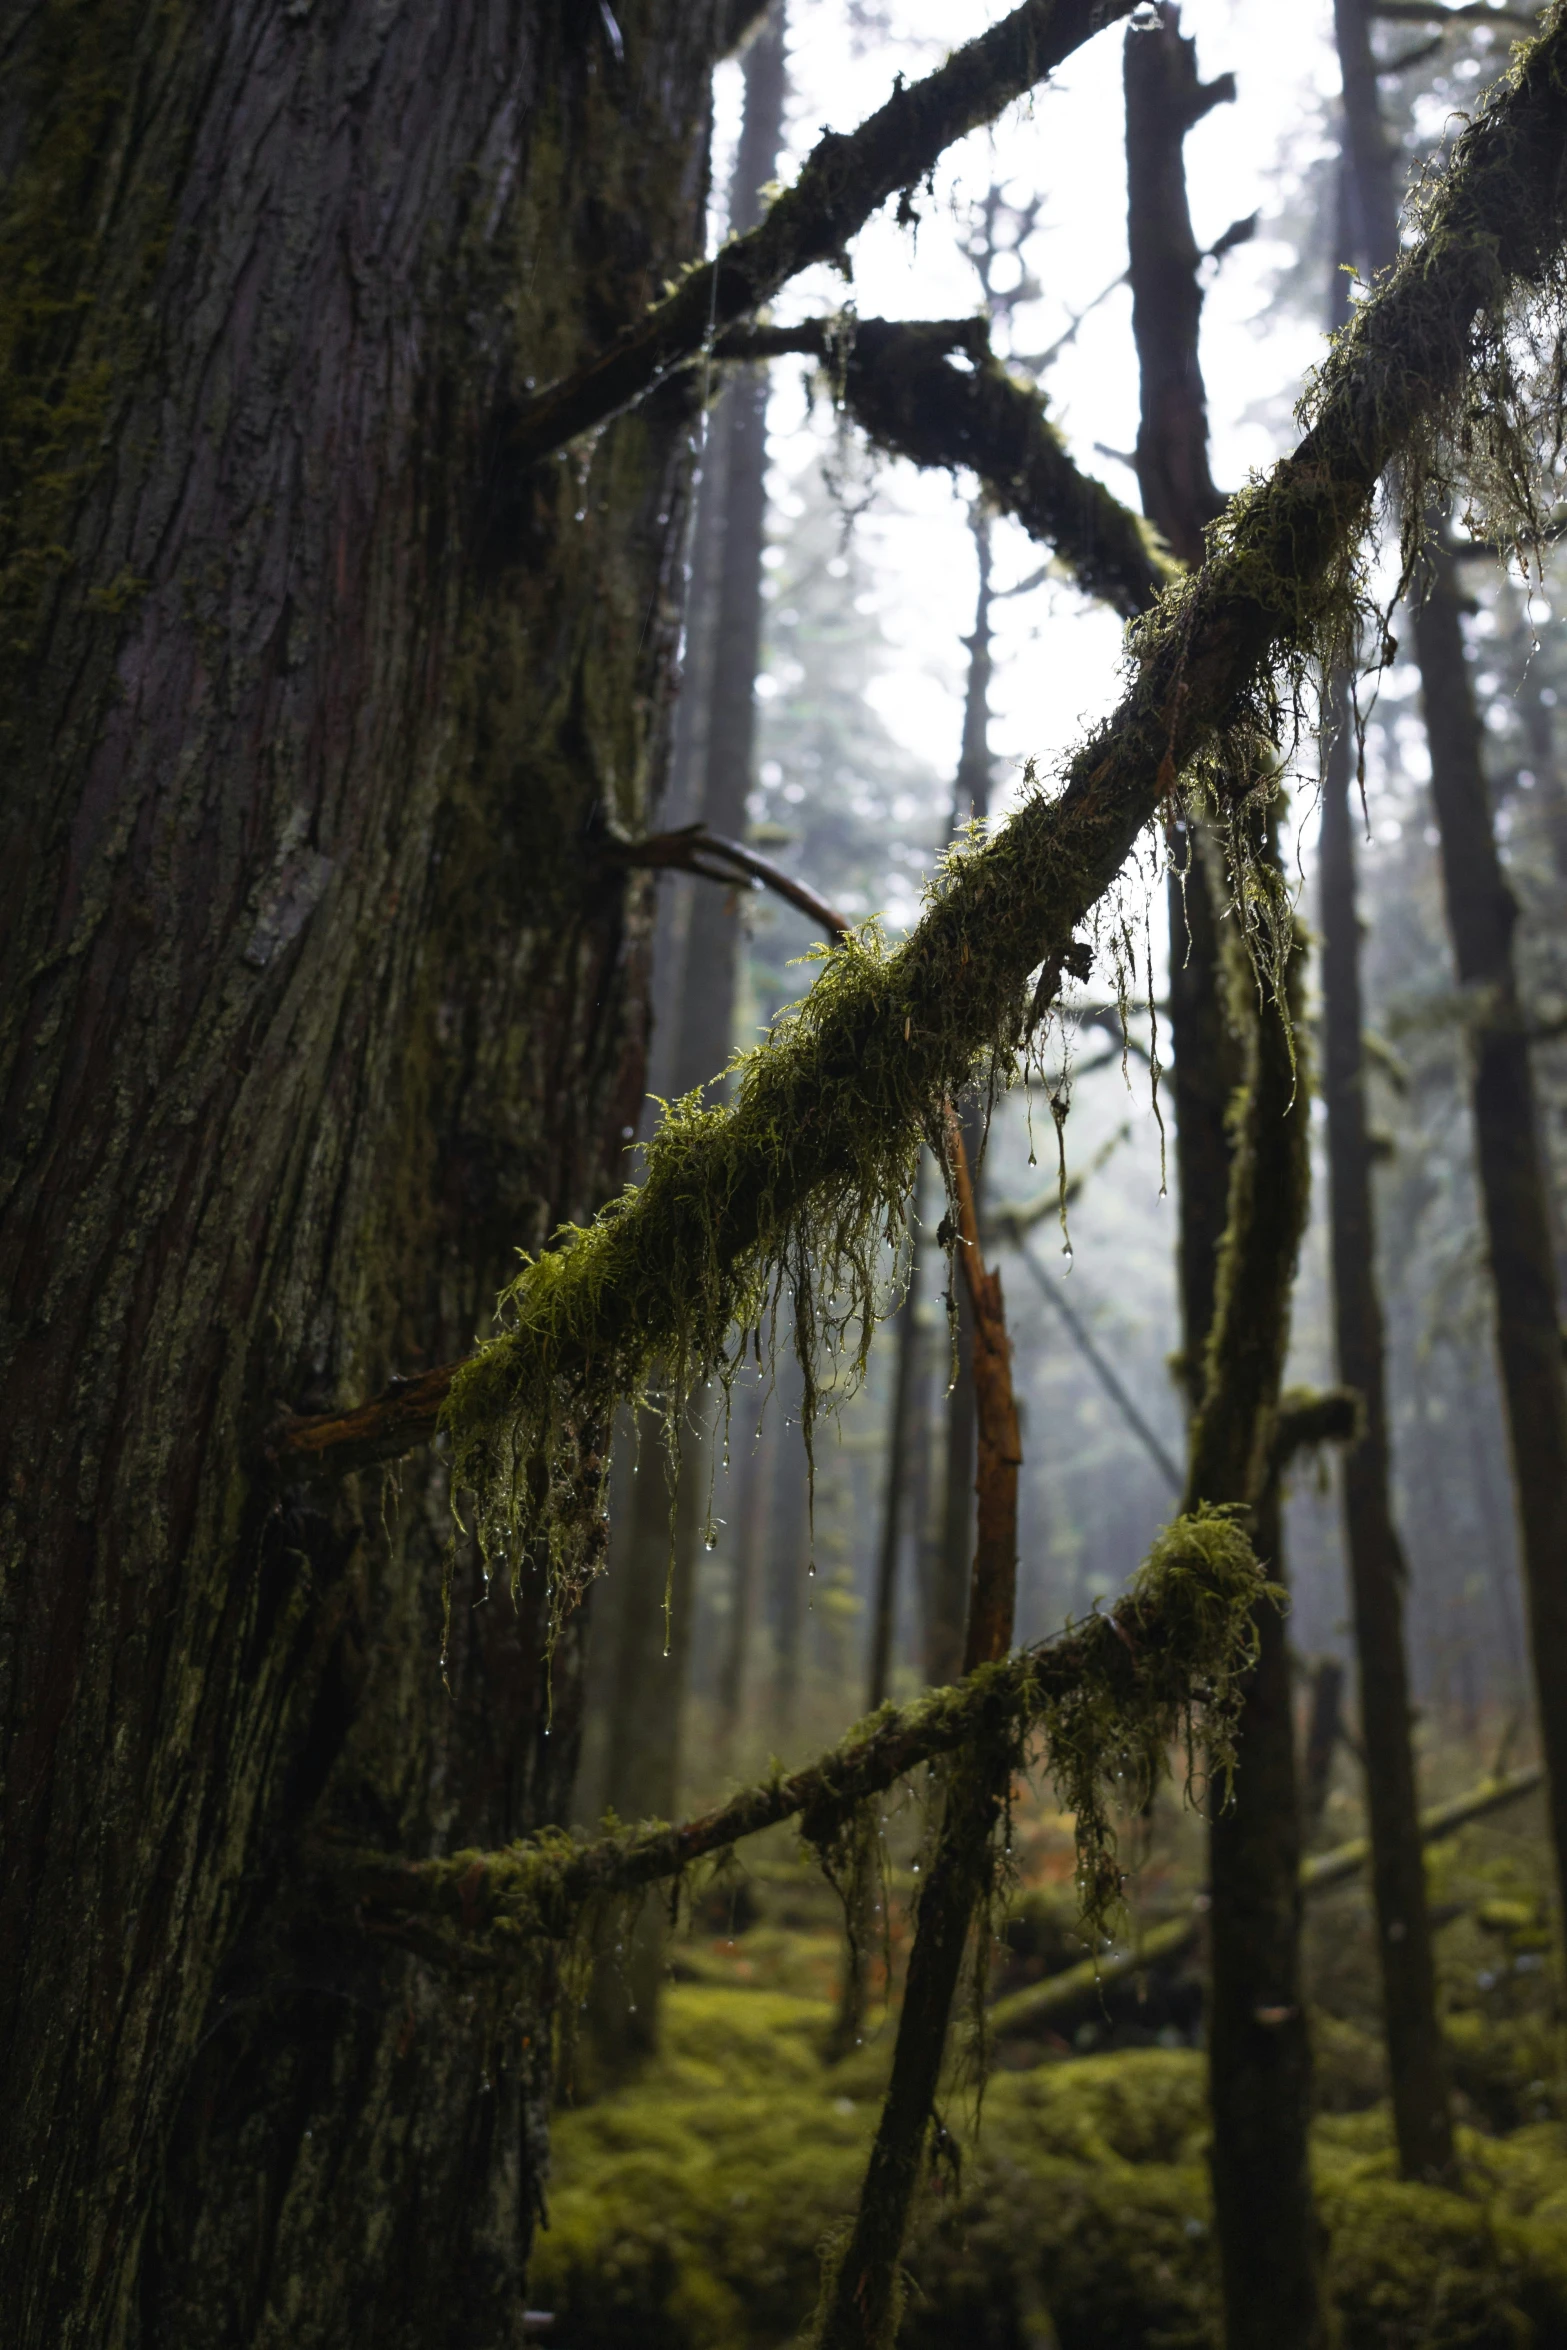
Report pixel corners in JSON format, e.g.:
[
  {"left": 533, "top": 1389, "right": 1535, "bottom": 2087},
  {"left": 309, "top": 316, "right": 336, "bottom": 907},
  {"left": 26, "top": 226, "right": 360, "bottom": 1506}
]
[
  {"left": 445, "top": 9, "right": 1567, "bottom": 1608},
  {"left": 509, "top": 0, "right": 1139, "bottom": 464},
  {"left": 721, "top": 314, "right": 1172, "bottom": 619},
  {"left": 320, "top": 1510, "right": 1270, "bottom": 1976}
]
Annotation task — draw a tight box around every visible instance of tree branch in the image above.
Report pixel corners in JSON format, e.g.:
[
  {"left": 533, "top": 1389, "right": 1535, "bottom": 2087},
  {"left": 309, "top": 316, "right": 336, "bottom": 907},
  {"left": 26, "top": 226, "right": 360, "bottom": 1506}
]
[
  {"left": 724, "top": 314, "right": 1172, "bottom": 619},
  {"left": 510, "top": 0, "right": 1138, "bottom": 465},
  {"left": 1372, "top": 2, "right": 1541, "bottom": 23},
  {"left": 319, "top": 1529, "right": 1270, "bottom": 1971}
]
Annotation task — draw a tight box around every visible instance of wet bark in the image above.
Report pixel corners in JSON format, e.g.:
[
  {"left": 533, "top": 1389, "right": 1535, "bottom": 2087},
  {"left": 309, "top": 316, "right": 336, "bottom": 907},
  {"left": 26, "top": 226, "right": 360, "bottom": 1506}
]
[
  {"left": 1191, "top": 910, "right": 1324, "bottom": 2350},
  {"left": 1320, "top": 694, "right": 1454, "bottom": 2179},
  {"left": 0, "top": 7, "right": 721, "bottom": 2343}
]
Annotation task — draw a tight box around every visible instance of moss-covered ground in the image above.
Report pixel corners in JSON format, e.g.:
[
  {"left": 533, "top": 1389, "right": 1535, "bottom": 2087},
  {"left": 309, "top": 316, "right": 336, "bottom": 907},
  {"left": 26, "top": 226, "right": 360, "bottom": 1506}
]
[{"left": 534, "top": 1782, "right": 1567, "bottom": 2347}]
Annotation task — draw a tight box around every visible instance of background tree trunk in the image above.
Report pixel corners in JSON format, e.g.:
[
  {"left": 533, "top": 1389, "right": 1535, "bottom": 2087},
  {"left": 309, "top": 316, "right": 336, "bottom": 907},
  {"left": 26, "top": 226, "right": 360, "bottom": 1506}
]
[
  {"left": 1333, "top": 0, "right": 1567, "bottom": 1931},
  {"left": 0, "top": 7, "right": 729, "bottom": 2342},
  {"left": 1320, "top": 685, "right": 1454, "bottom": 2180}
]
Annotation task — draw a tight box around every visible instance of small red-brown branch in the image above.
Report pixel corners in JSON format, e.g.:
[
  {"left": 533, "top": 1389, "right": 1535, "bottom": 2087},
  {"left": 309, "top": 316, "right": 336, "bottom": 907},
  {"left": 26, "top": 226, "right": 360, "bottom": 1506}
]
[
  {"left": 945, "top": 1102, "right": 1022, "bottom": 1673},
  {"left": 605, "top": 823, "right": 852, "bottom": 945},
  {"left": 272, "top": 1363, "right": 455, "bottom": 1481}
]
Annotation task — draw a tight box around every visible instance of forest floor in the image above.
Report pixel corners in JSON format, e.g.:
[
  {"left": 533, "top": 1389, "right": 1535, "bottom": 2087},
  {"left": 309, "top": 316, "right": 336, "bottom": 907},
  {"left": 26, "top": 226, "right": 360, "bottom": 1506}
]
[{"left": 533, "top": 1738, "right": 1567, "bottom": 2348}]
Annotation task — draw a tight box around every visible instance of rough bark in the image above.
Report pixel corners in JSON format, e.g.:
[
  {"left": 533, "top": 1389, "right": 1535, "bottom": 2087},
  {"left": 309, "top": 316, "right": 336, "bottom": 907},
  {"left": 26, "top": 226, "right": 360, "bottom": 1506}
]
[
  {"left": 0, "top": 8, "right": 721, "bottom": 2344},
  {"left": 1320, "top": 693, "right": 1454, "bottom": 2179}
]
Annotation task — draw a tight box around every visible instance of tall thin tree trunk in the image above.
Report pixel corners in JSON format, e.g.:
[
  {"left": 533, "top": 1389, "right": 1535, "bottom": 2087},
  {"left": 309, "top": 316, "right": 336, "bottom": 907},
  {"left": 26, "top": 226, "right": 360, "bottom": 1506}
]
[
  {"left": 1334, "top": 0, "right": 1567, "bottom": 1931},
  {"left": 1414, "top": 559, "right": 1567, "bottom": 1922},
  {"left": 1124, "top": 15, "right": 1325, "bottom": 2345},
  {"left": 1192, "top": 884, "right": 1324, "bottom": 2350},
  {"left": 1320, "top": 688, "right": 1454, "bottom": 2179},
  {"left": 930, "top": 511, "right": 996, "bottom": 1684},
  {"left": 0, "top": 10, "right": 720, "bottom": 2341},
  {"left": 589, "top": 9, "right": 788, "bottom": 2059},
  {"left": 868, "top": 1215, "right": 925, "bottom": 1712}
]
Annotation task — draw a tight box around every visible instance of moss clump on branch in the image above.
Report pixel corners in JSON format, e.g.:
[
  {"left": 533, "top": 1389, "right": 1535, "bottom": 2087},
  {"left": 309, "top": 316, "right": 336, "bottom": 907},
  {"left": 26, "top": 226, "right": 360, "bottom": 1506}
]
[
  {"left": 328, "top": 1510, "right": 1272, "bottom": 1973},
  {"left": 448, "top": 9, "right": 1567, "bottom": 1613}
]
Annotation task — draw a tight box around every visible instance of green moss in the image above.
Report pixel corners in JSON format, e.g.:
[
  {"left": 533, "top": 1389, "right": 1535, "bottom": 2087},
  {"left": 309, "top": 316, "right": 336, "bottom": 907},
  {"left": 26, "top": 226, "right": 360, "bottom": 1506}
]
[
  {"left": 0, "top": 1, "right": 161, "bottom": 667},
  {"left": 533, "top": 1987, "right": 1567, "bottom": 2349}
]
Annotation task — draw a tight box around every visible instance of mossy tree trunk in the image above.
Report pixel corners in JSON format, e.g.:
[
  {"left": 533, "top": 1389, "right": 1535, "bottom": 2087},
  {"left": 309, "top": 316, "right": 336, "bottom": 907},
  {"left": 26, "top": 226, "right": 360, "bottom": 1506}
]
[
  {"left": 0, "top": 7, "right": 728, "bottom": 2342},
  {"left": 1123, "top": 15, "right": 1325, "bottom": 2344},
  {"left": 1333, "top": 0, "right": 1567, "bottom": 1937}
]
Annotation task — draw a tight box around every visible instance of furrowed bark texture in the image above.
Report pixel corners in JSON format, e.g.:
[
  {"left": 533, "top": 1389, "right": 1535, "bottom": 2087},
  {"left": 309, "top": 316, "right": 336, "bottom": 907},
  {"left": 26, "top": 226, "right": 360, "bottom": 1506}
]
[
  {"left": 1320, "top": 694, "right": 1454, "bottom": 2180},
  {"left": 0, "top": 8, "right": 722, "bottom": 2344},
  {"left": 1191, "top": 917, "right": 1325, "bottom": 2350}
]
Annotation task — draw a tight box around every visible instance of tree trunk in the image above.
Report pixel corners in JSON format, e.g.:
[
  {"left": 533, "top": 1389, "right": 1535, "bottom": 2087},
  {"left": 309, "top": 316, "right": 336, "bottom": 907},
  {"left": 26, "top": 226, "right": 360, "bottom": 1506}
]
[
  {"left": 1332, "top": 0, "right": 1567, "bottom": 1933},
  {"left": 585, "top": 0, "right": 786, "bottom": 2066},
  {"left": 1320, "top": 690, "right": 1454, "bottom": 2180},
  {"left": 1123, "top": 16, "right": 1324, "bottom": 2345},
  {"left": 0, "top": 8, "right": 723, "bottom": 2343},
  {"left": 930, "top": 511, "right": 995, "bottom": 1686},
  {"left": 1414, "top": 559, "right": 1567, "bottom": 1926}
]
